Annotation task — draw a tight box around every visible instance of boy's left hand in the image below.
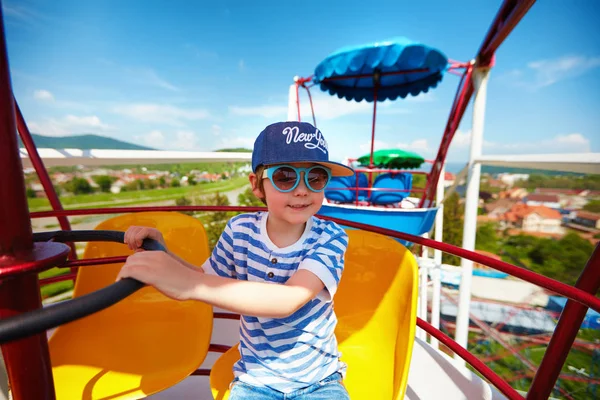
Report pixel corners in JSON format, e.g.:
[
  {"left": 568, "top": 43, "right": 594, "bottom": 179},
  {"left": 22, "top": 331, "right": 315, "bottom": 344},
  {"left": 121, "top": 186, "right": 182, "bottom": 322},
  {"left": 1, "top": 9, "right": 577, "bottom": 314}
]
[{"left": 117, "top": 251, "right": 203, "bottom": 301}]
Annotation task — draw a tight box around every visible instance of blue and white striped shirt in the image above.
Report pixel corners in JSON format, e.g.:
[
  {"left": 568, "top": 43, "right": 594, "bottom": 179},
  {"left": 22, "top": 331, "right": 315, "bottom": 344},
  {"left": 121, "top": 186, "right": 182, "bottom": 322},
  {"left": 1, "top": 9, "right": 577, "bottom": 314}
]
[{"left": 201, "top": 211, "right": 348, "bottom": 393}]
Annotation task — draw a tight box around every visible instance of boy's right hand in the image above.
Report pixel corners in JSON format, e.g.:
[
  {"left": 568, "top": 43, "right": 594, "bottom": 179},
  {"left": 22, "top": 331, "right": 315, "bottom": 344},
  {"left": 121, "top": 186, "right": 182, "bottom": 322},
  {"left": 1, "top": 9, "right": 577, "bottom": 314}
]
[{"left": 124, "top": 226, "right": 168, "bottom": 252}]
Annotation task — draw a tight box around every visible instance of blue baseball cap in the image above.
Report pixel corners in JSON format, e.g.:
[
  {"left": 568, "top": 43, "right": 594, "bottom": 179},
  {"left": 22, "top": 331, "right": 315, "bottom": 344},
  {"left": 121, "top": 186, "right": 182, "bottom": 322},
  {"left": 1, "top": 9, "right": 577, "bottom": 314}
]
[{"left": 252, "top": 121, "right": 354, "bottom": 177}]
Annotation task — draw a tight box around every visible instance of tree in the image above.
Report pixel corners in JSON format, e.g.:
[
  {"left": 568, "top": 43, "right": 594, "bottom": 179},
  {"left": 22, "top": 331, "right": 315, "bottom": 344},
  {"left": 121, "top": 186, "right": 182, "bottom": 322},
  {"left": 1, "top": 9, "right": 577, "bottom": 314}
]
[
  {"left": 583, "top": 200, "right": 600, "bottom": 213},
  {"left": 441, "top": 192, "right": 464, "bottom": 265},
  {"left": 26, "top": 187, "right": 37, "bottom": 198},
  {"left": 175, "top": 196, "right": 193, "bottom": 215},
  {"left": 237, "top": 187, "right": 264, "bottom": 207},
  {"left": 203, "top": 192, "right": 232, "bottom": 250},
  {"left": 475, "top": 223, "right": 500, "bottom": 254},
  {"left": 92, "top": 175, "right": 116, "bottom": 193},
  {"left": 527, "top": 233, "right": 594, "bottom": 286},
  {"left": 65, "top": 177, "right": 94, "bottom": 195},
  {"left": 170, "top": 178, "right": 181, "bottom": 188}
]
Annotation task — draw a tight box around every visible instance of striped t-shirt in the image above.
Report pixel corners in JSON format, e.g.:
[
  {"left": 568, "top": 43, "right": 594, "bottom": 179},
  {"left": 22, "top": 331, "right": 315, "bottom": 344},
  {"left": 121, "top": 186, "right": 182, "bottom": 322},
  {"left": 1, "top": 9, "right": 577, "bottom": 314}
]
[{"left": 201, "top": 211, "right": 348, "bottom": 393}]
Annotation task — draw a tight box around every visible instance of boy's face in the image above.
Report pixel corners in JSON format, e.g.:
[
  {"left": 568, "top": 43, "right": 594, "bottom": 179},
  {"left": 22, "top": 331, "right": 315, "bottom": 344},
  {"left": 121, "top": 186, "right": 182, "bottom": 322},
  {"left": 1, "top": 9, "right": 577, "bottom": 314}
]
[{"left": 249, "top": 162, "right": 326, "bottom": 226}]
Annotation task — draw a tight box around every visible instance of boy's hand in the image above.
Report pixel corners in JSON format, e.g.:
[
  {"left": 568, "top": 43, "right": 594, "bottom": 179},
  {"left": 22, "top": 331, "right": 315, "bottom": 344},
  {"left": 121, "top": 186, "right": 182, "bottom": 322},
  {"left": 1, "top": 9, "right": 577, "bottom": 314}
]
[
  {"left": 124, "top": 226, "right": 167, "bottom": 252},
  {"left": 117, "top": 251, "right": 202, "bottom": 301}
]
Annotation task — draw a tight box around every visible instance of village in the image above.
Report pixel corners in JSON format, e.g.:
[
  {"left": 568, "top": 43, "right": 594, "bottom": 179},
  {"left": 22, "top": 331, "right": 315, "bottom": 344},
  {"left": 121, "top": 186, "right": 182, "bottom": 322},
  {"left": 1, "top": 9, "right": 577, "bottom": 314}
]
[
  {"left": 23, "top": 163, "right": 600, "bottom": 246},
  {"left": 471, "top": 172, "right": 600, "bottom": 245}
]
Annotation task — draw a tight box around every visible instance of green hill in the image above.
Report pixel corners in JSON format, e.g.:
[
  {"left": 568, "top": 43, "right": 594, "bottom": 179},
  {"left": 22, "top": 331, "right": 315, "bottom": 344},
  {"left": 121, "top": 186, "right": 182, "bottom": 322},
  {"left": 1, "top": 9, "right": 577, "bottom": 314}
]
[
  {"left": 19, "top": 133, "right": 153, "bottom": 150},
  {"left": 215, "top": 148, "right": 252, "bottom": 152}
]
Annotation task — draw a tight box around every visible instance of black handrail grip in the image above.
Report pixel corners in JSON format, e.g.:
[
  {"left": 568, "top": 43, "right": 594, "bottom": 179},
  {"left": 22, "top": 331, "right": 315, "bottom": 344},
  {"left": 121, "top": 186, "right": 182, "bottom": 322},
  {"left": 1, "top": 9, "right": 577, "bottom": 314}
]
[
  {"left": 32, "top": 230, "right": 166, "bottom": 252},
  {"left": 0, "top": 230, "right": 165, "bottom": 344}
]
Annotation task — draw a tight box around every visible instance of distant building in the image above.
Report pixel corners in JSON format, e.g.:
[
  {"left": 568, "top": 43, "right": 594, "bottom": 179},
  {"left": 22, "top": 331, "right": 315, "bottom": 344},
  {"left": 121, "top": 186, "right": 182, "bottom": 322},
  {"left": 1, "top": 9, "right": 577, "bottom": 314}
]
[
  {"left": 484, "top": 198, "right": 518, "bottom": 219},
  {"left": 498, "top": 173, "right": 529, "bottom": 187},
  {"left": 443, "top": 172, "right": 456, "bottom": 188},
  {"left": 573, "top": 211, "right": 600, "bottom": 230},
  {"left": 499, "top": 203, "right": 564, "bottom": 235},
  {"left": 525, "top": 194, "right": 560, "bottom": 209},
  {"left": 499, "top": 188, "right": 528, "bottom": 200}
]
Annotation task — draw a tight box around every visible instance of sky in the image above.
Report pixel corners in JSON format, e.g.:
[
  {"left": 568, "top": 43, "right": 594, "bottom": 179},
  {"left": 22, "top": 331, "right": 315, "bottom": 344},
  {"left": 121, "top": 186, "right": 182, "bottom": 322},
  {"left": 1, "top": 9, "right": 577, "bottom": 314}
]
[{"left": 3, "top": 0, "right": 599, "bottom": 163}]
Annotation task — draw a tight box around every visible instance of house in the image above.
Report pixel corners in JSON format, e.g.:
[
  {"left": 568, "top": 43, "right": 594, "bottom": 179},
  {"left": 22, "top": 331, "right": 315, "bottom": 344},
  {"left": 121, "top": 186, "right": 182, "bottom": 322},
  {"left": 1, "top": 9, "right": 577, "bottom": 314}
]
[
  {"left": 484, "top": 198, "right": 518, "bottom": 219},
  {"left": 525, "top": 194, "right": 561, "bottom": 209},
  {"left": 499, "top": 203, "right": 564, "bottom": 235},
  {"left": 444, "top": 172, "right": 456, "bottom": 188},
  {"left": 572, "top": 211, "right": 600, "bottom": 230},
  {"left": 498, "top": 173, "right": 529, "bottom": 187},
  {"left": 499, "top": 188, "right": 528, "bottom": 200}
]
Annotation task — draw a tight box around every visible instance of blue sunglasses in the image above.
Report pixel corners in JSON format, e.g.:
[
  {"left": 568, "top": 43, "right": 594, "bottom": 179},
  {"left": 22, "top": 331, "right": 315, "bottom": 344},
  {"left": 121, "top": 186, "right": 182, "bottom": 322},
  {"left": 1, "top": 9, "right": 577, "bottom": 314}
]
[{"left": 262, "top": 164, "right": 331, "bottom": 193}]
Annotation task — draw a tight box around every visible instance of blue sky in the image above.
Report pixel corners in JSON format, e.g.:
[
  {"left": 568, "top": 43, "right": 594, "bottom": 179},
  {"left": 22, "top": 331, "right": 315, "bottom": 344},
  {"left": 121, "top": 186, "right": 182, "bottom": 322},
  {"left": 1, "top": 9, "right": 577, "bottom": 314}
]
[{"left": 3, "top": 0, "right": 599, "bottom": 163}]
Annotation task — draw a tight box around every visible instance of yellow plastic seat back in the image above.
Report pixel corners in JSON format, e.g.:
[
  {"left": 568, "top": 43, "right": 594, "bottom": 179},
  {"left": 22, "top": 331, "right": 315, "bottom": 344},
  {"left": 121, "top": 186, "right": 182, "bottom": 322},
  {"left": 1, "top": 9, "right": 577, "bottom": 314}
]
[
  {"left": 49, "top": 211, "right": 213, "bottom": 399},
  {"left": 210, "top": 229, "right": 418, "bottom": 399}
]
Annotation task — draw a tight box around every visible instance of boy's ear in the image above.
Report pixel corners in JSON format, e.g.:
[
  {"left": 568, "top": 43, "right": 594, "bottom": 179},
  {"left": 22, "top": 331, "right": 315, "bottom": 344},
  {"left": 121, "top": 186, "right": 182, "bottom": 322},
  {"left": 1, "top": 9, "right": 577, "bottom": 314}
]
[{"left": 249, "top": 173, "right": 265, "bottom": 200}]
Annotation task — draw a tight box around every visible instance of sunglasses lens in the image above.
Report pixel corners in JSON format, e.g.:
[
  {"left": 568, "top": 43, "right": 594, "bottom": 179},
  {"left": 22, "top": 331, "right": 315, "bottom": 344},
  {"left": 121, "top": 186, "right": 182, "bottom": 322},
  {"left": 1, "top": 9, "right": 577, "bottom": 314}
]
[
  {"left": 271, "top": 166, "right": 298, "bottom": 191},
  {"left": 307, "top": 167, "right": 330, "bottom": 191}
]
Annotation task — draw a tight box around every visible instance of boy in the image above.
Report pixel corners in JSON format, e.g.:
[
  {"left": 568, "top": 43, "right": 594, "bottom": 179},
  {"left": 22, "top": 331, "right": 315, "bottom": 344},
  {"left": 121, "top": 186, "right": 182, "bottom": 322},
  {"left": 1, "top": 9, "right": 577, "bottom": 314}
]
[{"left": 118, "top": 121, "right": 354, "bottom": 398}]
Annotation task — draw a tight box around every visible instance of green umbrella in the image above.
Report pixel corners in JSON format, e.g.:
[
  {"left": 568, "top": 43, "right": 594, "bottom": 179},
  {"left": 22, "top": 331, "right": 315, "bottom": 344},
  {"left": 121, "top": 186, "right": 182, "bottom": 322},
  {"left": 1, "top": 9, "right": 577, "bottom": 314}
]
[{"left": 357, "top": 149, "right": 425, "bottom": 169}]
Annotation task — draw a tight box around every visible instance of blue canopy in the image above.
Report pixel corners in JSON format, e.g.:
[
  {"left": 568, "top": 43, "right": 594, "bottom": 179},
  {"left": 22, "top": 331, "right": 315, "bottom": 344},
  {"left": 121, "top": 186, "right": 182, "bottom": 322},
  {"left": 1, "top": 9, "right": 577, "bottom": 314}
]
[{"left": 314, "top": 37, "right": 448, "bottom": 102}]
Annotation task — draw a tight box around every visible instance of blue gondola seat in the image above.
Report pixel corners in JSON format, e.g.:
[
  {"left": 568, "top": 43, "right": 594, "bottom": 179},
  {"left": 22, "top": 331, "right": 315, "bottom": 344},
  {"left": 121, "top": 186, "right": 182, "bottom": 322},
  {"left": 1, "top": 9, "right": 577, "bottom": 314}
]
[{"left": 370, "top": 173, "right": 413, "bottom": 205}]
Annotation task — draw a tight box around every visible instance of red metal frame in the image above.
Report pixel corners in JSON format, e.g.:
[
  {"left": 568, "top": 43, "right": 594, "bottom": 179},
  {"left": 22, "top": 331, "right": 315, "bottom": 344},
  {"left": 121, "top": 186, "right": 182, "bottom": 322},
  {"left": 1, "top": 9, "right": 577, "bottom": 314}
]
[
  {"left": 29, "top": 205, "right": 600, "bottom": 313},
  {"left": 16, "top": 103, "right": 77, "bottom": 261},
  {"left": 0, "top": 6, "right": 61, "bottom": 398},
  {"left": 421, "top": 0, "right": 537, "bottom": 207},
  {"left": 5, "top": 0, "right": 595, "bottom": 398},
  {"left": 527, "top": 244, "right": 600, "bottom": 399}
]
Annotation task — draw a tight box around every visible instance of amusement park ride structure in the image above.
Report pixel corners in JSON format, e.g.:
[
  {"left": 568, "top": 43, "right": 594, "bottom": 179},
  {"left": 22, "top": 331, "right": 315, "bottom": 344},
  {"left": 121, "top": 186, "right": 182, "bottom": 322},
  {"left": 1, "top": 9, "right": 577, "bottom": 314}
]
[{"left": 0, "top": 1, "right": 599, "bottom": 399}]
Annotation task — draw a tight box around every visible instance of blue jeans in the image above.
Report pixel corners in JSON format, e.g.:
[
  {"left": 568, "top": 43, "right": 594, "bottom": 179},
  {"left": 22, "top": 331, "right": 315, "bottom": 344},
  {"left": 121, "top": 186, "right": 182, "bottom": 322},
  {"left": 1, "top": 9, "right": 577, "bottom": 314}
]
[{"left": 228, "top": 372, "right": 349, "bottom": 399}]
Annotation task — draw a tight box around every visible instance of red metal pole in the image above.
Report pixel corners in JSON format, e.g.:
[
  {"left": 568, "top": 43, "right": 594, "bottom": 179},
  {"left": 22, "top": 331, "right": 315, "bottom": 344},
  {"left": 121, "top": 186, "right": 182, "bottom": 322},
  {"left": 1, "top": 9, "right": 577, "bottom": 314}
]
[
  {"left": 526, "top": 244, "right": 600, "bottom": 400},
  {"left": 476, "top": 0, "right": 537, "bottom": 67},
  {"left": 420, "top": 66, "right": 473, "bottom": 208},
  {"left": 0, "top": 6, "right": 56, "bottom": 399},
  {"left": 16, "top": 102, "right": 77, "bottom": 260},
  {"left": 417, "top": 318, "right": 524, "bottom": 399}
]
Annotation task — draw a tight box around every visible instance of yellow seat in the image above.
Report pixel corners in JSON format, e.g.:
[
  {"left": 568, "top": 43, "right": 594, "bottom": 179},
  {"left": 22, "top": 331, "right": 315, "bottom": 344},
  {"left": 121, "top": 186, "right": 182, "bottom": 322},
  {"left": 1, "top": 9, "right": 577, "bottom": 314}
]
[
  {"left": 210, "top": 229, "right": 418, "bottom": 399},
  {"left": 49, "top": 211, "right": 213, "bottom": 399}
]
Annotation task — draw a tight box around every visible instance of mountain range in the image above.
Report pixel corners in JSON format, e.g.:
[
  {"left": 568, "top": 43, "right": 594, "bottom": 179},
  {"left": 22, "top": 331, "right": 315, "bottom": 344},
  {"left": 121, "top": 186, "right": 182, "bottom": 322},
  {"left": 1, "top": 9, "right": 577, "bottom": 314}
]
[{"left": 18, "top": 133, "right": 153, "bottom": 150}]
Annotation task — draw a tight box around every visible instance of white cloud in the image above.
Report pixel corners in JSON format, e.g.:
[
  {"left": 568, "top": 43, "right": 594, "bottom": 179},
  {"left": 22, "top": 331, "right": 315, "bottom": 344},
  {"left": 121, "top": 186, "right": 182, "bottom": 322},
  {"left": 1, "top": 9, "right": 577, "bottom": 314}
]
[
  {"left": 215, "top": 136, "right": 255, "bottom": 150},
  {"left": 232, "top": 91, "right": 412, "bottom": 122},
  {"left": 449, "top": 129, "right": 472, "bottom": 148},
  {"left": 28, "top": 114, "right": 112, "bottom": 136},
  {"left": 139, "top": 130, "right": 199, "bottom": 150},
  {"left": 173, "top": 130, "right": 197, "bottom": 149},
  {"left": 396, "top": 139, "right": 430, "bottom": 153},
  {"left": 302, "top": 93, "right": 411, "bottom": 120},
  {"left": 358, "top": 140, "right": 391, "bottom": 153},
  {"left": 404, "top": 91, "right": 436, "bottom": 103},
  {"left": 142, "top": 130, "right": 166, "bottom": 148},
  {"left": 229, "top": 105, "right": 288, "bottom": 119},
  {"left": 113, "top": 103, "right": 209, "bottom": 126},
  {"left": 304, "top": 95, "right": 373, "bottom": 120},
  {"left": 33, "top": 89, "right": 54, "bottom": 102},
  {"left": 211, "top": 124, "right": 222, "bottom": 136},
  {"left": 448, "top": 130, "right": 592, "bottom": 160},
  {"left": 2, "top": 3, "right": 39, "bottom": 21},
  {"left": 512, "top": 55, "right": 600, "bottom": 89},
  {"left": 134, "top": 68, "right": 179, "bottom": 91},
  {"left": 357, "top": 138, "right": 432, "bottom": 156}
]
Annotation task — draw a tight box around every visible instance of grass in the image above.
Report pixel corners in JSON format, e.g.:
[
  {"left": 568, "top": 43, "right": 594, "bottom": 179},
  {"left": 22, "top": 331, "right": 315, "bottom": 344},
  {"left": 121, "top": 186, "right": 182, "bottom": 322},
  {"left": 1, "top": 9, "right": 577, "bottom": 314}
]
[
  {"left": 28, "top": 177, "right": 249, "bottom": 212},
  {"left": 39, "top": 267, "right": 74, "bottom": 299}
]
